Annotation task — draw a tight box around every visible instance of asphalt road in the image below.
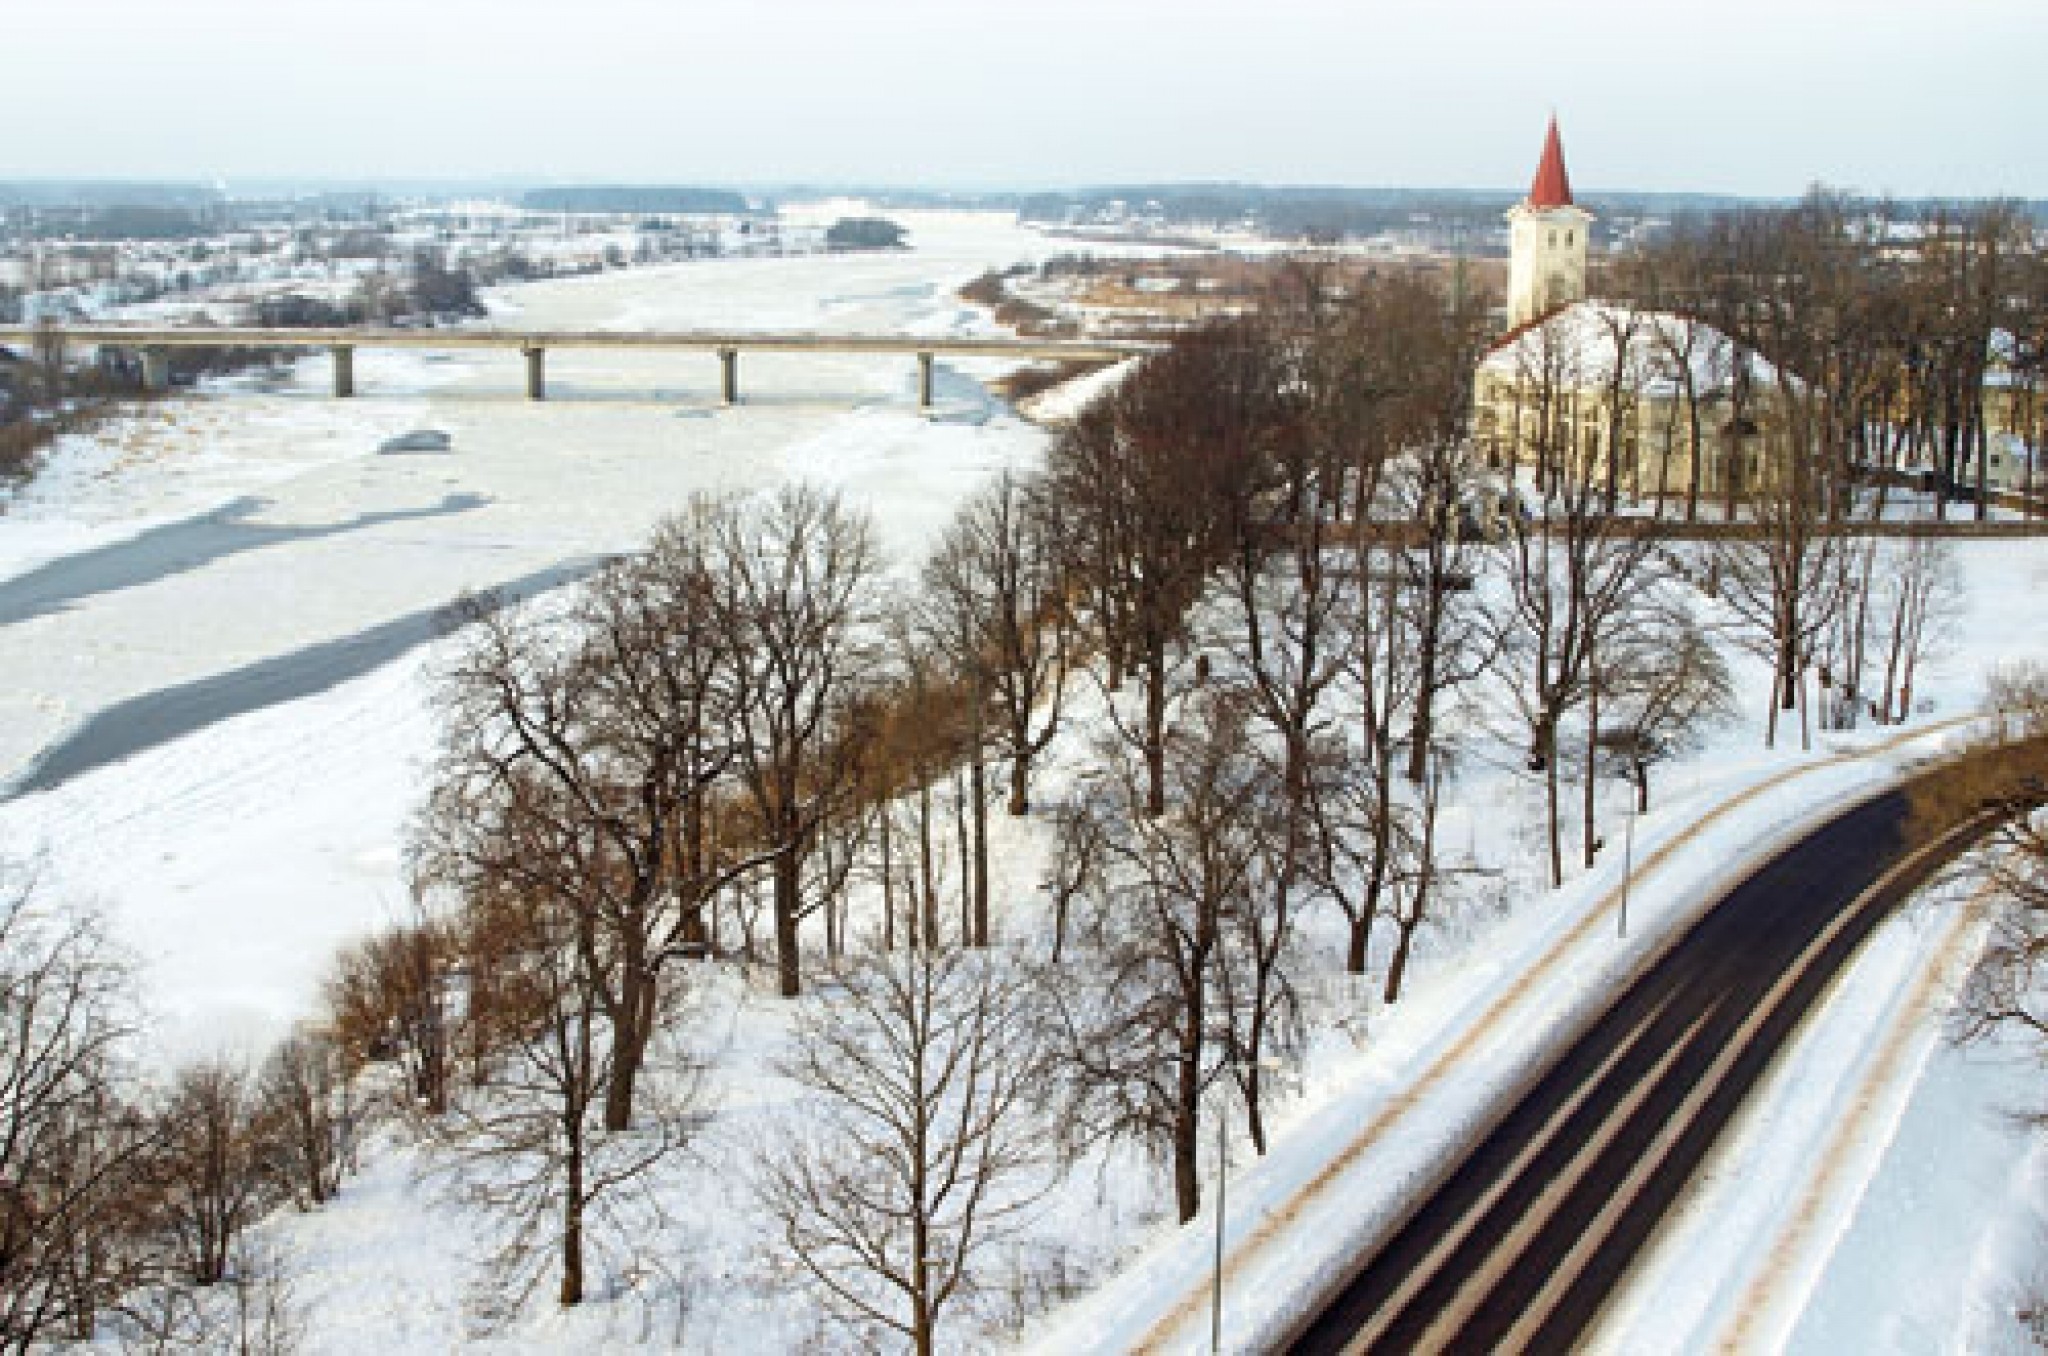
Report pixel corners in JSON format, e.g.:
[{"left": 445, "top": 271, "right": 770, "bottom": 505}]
[{"left": 1287, "top": 780, "right": 1968, "bottom": 1355}]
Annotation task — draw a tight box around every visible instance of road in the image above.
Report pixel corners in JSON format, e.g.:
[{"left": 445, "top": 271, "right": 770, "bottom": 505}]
[{"left": 1287, "top": 774, "right": 1987, "bottom": 1355}]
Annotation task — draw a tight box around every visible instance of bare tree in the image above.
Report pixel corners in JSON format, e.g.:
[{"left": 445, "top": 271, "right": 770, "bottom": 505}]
[
  {"left": 713, "top": 485, "right": 883, "bottom": 997},
  {"left": 419, "top": 510, "right": 767, "bottom": 1128},
  {"left": 1044, "top": 796, "right": 1108, "bottom": 965},
  {"left": 1380, "top": 753, "right": 1447, "bottom": 1006},
  {"left": 152, "top": 1060, "right": 275, "bottom": 1288},
  {"left": 322, "top": 915, "right": 452, "bottom": 1118},
  {"left": 0, "top": 882, "right": 154, "bottom": 1348},
  {"left": 758, "top": 944, "right": 1048, "bottom": 1356},
  {"left": 254, "top": 1030, "right": 358, "bottom": 1210},
  {"left": 922, "top": 472, "right": 1073, "bottom": 819},
  {"left": 1394, "top": 432, "right": 1496, "bottom": 789},
  {"left": 1490, "top": 314, "right": 1665, "bottom": 884},
  {"left": 1049, "top": 320, "right": 1277, "bottom": 816},
  {"left": 1599, "top": 606, "right": 1735, "bottom": 812},
  {"left": 1872, "top": 535, "right": 1960, "bottom": 725},
  {"left": 437, "top": 881, "right": 698, "bottom": 1311},
  {"left": 1301, "top": 734, "right": 1416, "bottom": 978},
  {"left": 1055, "top": 697, "right": 1281, "bottom": 1223},
  {"left": 1711, "top": 472, "right": 1851, "bottom": 751}
]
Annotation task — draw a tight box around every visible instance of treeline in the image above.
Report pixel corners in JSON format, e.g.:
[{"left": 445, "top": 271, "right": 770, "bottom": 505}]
[
  {"left": 0, "top": 205, "right": 218, "bottom": 240},
  {"left": 823, "top": 216, "right": 907, "bottom": 251},
  {"left": 0, "top": 889, "right": 353, "bottom": 1350},
  {"left": 1607, "top": 189, "right": 2048, "bottom": 521},
  {"left": 253, "top": 248, "right": 487, "bottom": 328},
  {"left": 0, "top": 182, "right": 222, "bottom": 210},
  {"left": 520, "top": 185, "right": 753, "bottom": 215}
]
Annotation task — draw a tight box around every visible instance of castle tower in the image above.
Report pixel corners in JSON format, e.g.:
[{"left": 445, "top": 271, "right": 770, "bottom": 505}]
[{"left": 1505, "top": 116, "right": 1594, "bottom": 327}]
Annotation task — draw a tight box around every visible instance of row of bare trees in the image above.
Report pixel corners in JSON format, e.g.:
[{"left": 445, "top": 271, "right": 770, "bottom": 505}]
[
  {"left": 353, "top": 229, "right": 1977, "bottom": 1335},
  {"left": 0, "top": 876, "right": 357, "bottom": 1351},
  {"left": 1610, "top": 191, "right": 2048, "bottom": 522}
]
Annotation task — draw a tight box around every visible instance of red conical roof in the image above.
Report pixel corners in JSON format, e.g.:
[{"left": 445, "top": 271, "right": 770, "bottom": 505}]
[{"left": 1527, "top": 115, "right": 1574, "bottom": 209}]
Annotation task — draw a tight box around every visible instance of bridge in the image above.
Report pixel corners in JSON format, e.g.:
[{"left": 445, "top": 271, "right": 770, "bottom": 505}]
[{"left": 0, "top": 325, "right": 1154, "bottom": 407}]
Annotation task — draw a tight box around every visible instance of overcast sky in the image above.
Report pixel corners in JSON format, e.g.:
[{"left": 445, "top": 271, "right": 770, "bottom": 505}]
[{"left": 12, "top": 0, "right": 2044, "bottom": 198}]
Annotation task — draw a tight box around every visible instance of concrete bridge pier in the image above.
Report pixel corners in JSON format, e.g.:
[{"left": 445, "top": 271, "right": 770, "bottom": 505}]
[
  {"left": 141, "top": 347, "right": 173, "bottom": 393},
  {"left": 917, "top": 351, "right": 934, "bottom": 409},
  {"left": 331, "top": 345, "right": 355, "bottom": 398},
  {"left": 719, "top": 347, "right": 739, "bottom": 406},
  {"left": 523, "top": 345, "right": 546, "bottom": 401}
]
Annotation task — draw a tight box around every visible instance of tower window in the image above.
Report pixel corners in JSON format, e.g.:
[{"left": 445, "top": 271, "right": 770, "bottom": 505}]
[
  {"left": 1566, "top": 231, "right": 1574, "bottom": 245},
  {"left": 1549, "top": 231, "right": 1557, "bottom": 247}
]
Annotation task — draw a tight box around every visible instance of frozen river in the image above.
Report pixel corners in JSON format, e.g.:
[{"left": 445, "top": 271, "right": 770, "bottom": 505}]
[{"left": 0, "top": 206, "right": 1106, "bottom": 1053}]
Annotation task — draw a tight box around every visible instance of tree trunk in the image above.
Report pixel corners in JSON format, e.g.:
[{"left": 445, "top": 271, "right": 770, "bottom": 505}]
[
  {"left": 917, "top": 778, "right": 937, "bottom": 944},
  {"left": 773, "top": 845, "right": 803, "bottom": 998},
  {"left": 1384, "top": 921, "right": 1416, "bottom": 1005},
  {"left": 954, "top": 771, "right": 973, "bottom": 945},
  {"left": 970, "top": 724, "right": 990, "bottom": 948},
  {"left": 1542, "top": 717, "right": 1563, "bottom": 890},
  {"left": 1405, "top": 599, "right": 1440, "bottom": 785},
  {"left": 560, "top": 1135, "right": 585, "bottom": 1306},
  {"left": 879, "top": 805, "right": 896, "bottom": 950},
  {"left": 1582, "top": 680, "right": 1600, "bottom": 870},
  {"left": 1144, "top": 639, "right": 1168, "bottom": 818},
  {"left": 1345, "top": 910, "right": 1373, "bottom": 976},
  {"left": 1008, "top": 746, "right": 1030, "bottom": 817},
  {"left": 1243, "top": 1059, "right": 1267, "bottom": 1157},
  {"left": 602, "top": 969, "right": 652, "bottom": 1132},
  {"left": 1173, "top": 1042, "right": 1202, "bottom": 1225}
]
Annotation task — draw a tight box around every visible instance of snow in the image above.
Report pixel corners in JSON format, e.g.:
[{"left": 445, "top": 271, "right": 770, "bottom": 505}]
[
  {"left": 1023, "top": 534, "right": 2048, "bottom": 1353},
  {"left": 1016, "top": 357, "right": 1141, "bottom": 426},
  {"left": 6, "top": 202, "right": 2048, "bottom": 1352},
  {"left": 0, "top": 206, "right": 1100, "bottom": 1054},
  {"left": 1480, "top": 299, "right": 1779, "bottom": 399},
  {"left": 1018, "top": 720, "right": 1990, "bottom": 1354}
]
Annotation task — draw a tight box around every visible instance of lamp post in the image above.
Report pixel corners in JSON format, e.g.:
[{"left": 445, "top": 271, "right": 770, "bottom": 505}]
[
  {"left": 1202, "top": 1054, "right": 1280, "bottom": 1354},
  {"left": 1618, "top": 791, "right": 1636, "bottom": 939},
  {"left": 1212, "top": 1098, "right": 1227, "bottom": 1354}
]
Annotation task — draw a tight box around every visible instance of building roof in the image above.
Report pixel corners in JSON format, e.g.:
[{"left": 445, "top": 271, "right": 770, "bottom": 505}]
[
  {"left": 1479, "top": 300, "right": 1787, "bottom": 399},
  {"left": 1527, "top": 115, "right": 1575, "bottom": 210}
]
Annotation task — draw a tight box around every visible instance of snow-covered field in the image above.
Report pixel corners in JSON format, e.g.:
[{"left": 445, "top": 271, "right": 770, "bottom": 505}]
[{"left": 3, "top": 206, "right": 2046, "bottom": 1352}]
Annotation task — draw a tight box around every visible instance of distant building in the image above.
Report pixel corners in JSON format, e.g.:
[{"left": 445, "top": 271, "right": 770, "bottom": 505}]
[
  {"left": 1475, "top": 118, "right": 1793, "bottom": 503},
  {"left": 1474, "top": 301, "right": 1792, "bottom": 501},
  {"left": 1982, "top": 329, "right": 2045, "bottom": 495}
]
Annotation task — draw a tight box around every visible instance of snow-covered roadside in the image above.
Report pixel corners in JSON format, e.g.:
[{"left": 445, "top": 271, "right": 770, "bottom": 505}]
[
  {"left": 1587, "top": 873, "right": 1999, "bottom": 1354},
  {"left": 1587, "top": 540, "right": 2048, "bottom": 1354},
  {"left": 1019, "top": 720, "right": 1981, "bottom": 1354},
  {"left": 1024, "top": 535, "right": 2048, "bottom": 1354},
  {"left": 1797, "top": 1024, "right": 2048, "bottom": 1355}
]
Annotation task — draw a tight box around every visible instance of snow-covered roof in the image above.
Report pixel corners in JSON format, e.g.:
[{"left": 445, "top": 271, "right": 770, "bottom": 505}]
[{"left": 1479, "top": 300, "right": 1783, "bottom": 399}]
